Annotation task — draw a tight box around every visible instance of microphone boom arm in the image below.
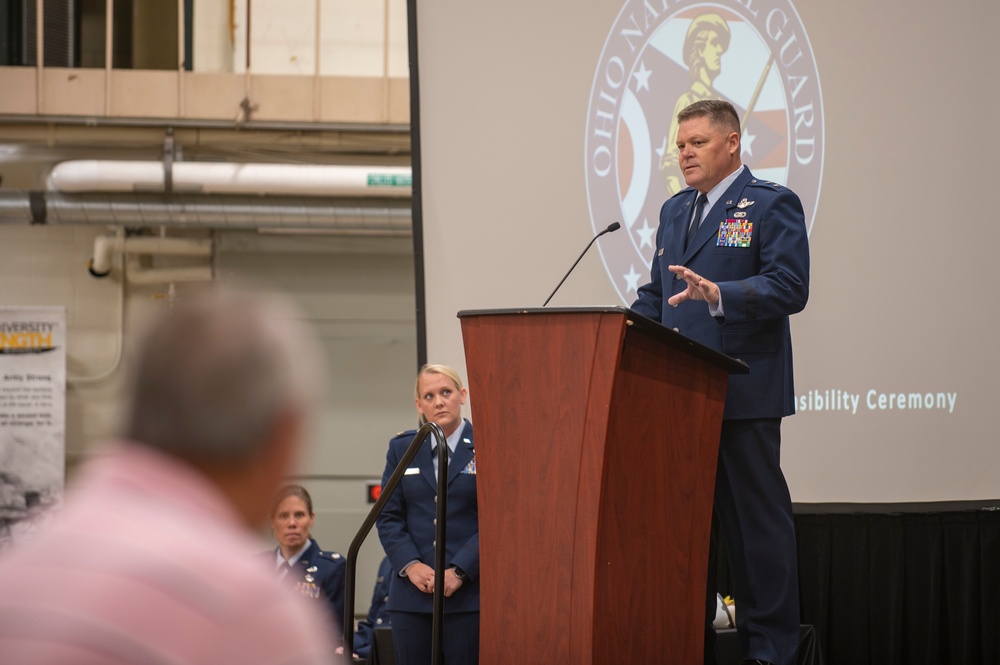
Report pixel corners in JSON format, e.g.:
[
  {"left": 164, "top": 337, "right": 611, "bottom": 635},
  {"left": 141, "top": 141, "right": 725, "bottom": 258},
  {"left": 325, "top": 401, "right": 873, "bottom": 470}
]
[{"left": 543, "top": 222, "right": 621, "bottom": 306}]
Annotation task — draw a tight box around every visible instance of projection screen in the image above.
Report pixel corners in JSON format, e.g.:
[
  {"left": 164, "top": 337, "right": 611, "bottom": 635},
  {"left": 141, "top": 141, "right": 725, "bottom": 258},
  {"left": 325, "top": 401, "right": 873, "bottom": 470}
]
[{"left": 413, "top": 0, "right": 1000, "bottom": 503}]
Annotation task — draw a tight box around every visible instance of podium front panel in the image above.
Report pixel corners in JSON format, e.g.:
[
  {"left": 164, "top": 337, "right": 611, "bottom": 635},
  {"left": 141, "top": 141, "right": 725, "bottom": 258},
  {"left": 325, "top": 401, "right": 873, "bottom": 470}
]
[{"left": 460, "top": 309, "right": 729, "bottom": 664}]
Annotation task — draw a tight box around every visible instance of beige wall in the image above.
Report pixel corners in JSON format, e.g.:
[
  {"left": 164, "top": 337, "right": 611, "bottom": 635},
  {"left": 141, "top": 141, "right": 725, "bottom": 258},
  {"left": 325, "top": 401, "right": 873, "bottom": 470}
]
[
  {"left": 0, "top": 0, "right": 410, "bottom": 124},
  {"left": 0, "top": 0, "right": 418, "bottom": 619},
  {"left": 230, "top": 0, "right": 407, "bottom": 76},
  {"left": 0, "top": 224, "right": 417, "bottom": 615}
]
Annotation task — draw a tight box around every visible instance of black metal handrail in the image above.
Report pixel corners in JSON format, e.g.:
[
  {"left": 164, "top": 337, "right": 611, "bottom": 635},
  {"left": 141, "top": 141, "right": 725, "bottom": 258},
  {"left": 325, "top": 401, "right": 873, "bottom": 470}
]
[{"left": 343, "top": 422, "right": 448, "bottom": 664}]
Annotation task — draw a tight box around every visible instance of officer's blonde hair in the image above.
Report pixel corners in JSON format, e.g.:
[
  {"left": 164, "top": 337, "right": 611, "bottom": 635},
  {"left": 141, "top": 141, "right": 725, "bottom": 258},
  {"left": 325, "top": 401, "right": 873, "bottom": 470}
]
[{"left": 413, "top": 364, "right": 464, "bottom": 426}]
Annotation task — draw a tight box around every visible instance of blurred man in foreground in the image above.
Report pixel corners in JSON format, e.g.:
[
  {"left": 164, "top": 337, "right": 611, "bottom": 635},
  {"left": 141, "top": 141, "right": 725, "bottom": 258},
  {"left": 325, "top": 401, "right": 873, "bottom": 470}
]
[{"left": 0, "top": 289, "right": 342, "bottom": 664}]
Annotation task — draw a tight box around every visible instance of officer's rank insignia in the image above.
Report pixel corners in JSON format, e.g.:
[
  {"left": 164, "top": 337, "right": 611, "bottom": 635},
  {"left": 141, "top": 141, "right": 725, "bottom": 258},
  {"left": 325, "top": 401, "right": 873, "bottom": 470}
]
[
  {"left": 736, "top": 198, "right": 755, "bottom": 209},
  {"left": 718, "top": 220, "right": 753, "bottom": 248}
]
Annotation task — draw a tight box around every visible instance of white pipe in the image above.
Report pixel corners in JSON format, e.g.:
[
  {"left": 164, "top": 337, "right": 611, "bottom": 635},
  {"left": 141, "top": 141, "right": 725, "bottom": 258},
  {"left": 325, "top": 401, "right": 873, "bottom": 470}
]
[
  {"left": 89, "top": 235, "right": 213, "bottom": 276},
  {"left": 49, "top": 161, "right": 412, "bottom": 198},
  {"left": 71, "top": 228, "right": 126, "bottom": 385},
  {"left": 122, "top": 237, "right": 213, "bottom": 257},
  {"left": 124, "top": 254, "right": 213, "bottom": 285},
  {"left": 89, "top": 233, "right": 122, "bottom": 276}
]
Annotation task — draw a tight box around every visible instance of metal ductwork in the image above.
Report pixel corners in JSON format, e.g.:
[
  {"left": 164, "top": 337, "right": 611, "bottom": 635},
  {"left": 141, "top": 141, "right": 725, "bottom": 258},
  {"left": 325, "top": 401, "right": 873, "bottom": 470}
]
[{"left": 0, "top": 191, "right": 412, "bottom": 235}]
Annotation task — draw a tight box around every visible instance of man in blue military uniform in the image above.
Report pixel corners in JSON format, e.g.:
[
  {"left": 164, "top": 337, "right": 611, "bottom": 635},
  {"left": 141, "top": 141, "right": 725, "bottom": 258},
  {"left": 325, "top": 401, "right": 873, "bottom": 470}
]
[
  {"left": 263, "top": 484, "right": 347, "bottom": 645},
  {"left": 632, "top": 99, "right": 809, "bottom": 665},
  {"left": 353, "top": 556, "right": 394, "bottom": 661},
  {"left": 377, "top": 364, "right": 479, "bottom": 665}
]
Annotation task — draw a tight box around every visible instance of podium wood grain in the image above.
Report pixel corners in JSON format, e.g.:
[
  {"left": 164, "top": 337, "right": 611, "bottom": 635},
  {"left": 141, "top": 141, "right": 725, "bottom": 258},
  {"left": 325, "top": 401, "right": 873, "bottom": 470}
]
[{"left": 460, "top": 309, "right": 732, "bottom": 663}]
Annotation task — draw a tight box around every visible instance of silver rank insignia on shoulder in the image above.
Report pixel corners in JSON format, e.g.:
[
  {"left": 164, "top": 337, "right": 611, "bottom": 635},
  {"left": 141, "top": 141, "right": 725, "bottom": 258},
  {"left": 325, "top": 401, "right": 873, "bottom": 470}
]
[{"left": 737, "top": 198, "right": 755, "bottom": 209}]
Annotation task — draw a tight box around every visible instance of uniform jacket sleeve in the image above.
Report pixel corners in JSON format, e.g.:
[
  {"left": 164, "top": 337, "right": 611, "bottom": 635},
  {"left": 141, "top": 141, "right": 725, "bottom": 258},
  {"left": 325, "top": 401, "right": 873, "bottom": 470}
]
[{"left": 376, "top": 432, "right": 423, "bottom": 575}]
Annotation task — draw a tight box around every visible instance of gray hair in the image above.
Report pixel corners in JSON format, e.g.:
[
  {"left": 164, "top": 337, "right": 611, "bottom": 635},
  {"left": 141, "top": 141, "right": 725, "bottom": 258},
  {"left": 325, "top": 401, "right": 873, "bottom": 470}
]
[{"left": 123, "top": 288, "right": 325, "bottom": 463}]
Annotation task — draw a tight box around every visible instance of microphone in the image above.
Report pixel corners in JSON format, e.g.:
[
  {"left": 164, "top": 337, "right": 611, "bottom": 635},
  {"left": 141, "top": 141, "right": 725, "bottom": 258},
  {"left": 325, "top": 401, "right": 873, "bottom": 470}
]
[{"left": 543, "top": 222, "right": 622, "bottom": 306}]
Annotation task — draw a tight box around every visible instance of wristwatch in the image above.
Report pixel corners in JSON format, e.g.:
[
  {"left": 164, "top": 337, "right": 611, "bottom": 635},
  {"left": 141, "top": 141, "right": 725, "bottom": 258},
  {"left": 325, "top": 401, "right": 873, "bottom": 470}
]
[{"left": 452, "top": 566, "right": 468, "bottom": 582}]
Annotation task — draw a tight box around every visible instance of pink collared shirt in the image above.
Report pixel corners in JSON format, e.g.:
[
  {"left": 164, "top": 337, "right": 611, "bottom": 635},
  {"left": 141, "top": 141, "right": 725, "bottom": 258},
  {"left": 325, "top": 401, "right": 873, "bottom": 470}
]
[{"left": 0, "top": 443, "right": 341, "bottom": 665}]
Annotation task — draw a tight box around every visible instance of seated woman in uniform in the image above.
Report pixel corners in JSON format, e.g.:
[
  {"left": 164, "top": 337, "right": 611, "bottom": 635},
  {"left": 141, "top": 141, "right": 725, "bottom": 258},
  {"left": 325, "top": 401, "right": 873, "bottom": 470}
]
[{"left": 262, "top": 484, "right": 346, "bottom": 643}]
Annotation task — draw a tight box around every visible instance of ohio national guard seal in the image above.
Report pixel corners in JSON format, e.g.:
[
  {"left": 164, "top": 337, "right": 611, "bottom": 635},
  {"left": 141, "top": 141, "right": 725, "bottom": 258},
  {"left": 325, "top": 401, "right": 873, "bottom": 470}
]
[{"left": 584, "top": 0, "right": 824, "bottom": 304}]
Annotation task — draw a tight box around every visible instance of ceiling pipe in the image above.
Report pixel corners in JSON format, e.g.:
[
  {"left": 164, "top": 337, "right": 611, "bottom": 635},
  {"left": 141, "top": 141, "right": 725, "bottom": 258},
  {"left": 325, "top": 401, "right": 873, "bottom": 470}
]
[
  {"left": 0, "top": 191, "right": 412, "bottom": 234},
  {"left": 0, "top": 113, "right": 410, "bottom": 134},
  {"left": 47, "top": 161, "right": 413, "bottom": 198}
]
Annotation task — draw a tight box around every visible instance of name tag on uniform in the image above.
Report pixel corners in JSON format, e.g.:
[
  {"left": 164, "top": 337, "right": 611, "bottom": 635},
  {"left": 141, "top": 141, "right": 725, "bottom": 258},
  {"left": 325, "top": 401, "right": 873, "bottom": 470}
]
[
  {"left": 404, "top": 467, "right": 420, "bottom": 475},
  {"left": 717, "top": 219, "right": 753, "bottom": 248}
]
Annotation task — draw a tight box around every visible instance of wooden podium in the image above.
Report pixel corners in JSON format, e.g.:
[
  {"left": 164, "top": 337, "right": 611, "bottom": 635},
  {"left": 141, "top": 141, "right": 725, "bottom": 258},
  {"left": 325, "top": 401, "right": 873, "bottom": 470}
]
[{"left": 458, "top": 307, "right": 748, "bottom": 664}]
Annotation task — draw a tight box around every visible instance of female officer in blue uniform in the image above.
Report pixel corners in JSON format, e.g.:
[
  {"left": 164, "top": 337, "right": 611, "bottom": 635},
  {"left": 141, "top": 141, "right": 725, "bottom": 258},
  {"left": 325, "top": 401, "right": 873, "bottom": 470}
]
[
  {"left": 264, "top": 484, "right": 346, "bottom": 645},
  {"left": 377, "top": 364, "right": 479, "bottom": 665}
]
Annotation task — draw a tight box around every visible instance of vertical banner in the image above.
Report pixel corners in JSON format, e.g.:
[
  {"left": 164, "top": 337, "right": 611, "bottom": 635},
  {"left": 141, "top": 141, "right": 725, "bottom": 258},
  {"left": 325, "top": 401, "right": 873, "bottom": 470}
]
[{"left": 0, "top": 307, "right": 66, "bottom": 551}]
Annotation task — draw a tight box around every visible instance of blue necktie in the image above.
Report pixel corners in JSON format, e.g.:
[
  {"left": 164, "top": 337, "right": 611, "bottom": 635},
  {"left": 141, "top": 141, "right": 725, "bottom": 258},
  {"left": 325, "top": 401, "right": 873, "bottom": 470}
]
[{"left": 685, "top": 193, "right": 708, "bottom": 251}]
